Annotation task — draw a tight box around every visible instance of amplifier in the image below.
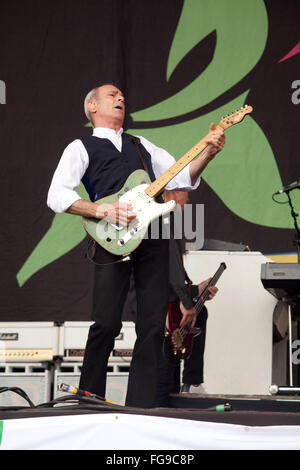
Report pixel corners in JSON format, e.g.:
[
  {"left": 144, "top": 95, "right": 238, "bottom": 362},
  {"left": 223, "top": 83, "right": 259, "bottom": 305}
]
[
  {"left": 261, "top": 263, "right": 300, "bottom": 300},
  {"left": 0, "top": 322, "right": 60, "bottom": 362},
  {"left": 0, "top": 362, "right": 52, "bottom": 406},
  {"left": 59, "top": 321, "right": 136, "bottom": 361},
  {"left": 53, "top": 361, "right": 130, "bottom": 405}
]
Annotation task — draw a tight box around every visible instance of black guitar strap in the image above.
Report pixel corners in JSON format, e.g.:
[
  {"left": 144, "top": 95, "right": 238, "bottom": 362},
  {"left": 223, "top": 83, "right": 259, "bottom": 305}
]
[
  {"left": 125, "top": 133, "right": 164, "bottom": 204},
  {"left": 125, "top": 133, "right": 151, "bottom": 177}
]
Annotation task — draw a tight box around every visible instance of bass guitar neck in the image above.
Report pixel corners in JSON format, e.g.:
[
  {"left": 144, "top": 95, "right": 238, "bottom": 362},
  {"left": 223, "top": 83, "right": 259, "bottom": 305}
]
[{"left": 167, "top": 262, "right": 227, "bottom": 359}]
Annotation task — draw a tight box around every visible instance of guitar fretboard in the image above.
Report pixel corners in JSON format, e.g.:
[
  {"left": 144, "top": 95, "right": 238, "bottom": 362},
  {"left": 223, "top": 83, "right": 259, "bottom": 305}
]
[
  {"left": 144, "top": 125, "right": 225, "bottom": 198},
  {"left": 144, "top": 105, "right": 253, "bottom": 198},
  {"left": 194, "top": 262, "right": 227, "bottom": 314}
]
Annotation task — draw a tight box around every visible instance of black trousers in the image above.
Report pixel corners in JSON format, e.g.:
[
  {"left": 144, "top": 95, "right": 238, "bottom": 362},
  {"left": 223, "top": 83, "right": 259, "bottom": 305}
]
[
  {"left": 79, "top": 237, "right": 169, "bottom": 408},
  {"left": 182, "top": 306, "right": 208, "bottom": 386}
]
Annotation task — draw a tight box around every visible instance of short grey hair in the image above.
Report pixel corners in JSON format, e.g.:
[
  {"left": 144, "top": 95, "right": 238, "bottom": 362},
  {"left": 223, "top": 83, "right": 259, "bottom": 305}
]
[
  {"left": 84, "top": 83, "right": 118, "bottom": 121},
  {"left": 84, "top": 87, "right": 99, "bottom": 121}
]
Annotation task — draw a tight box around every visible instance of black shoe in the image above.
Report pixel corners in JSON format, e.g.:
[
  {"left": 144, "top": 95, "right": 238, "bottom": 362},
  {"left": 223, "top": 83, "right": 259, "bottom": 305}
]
[{"left": 180, "top": 384, "right": 191, "bottom": 393}]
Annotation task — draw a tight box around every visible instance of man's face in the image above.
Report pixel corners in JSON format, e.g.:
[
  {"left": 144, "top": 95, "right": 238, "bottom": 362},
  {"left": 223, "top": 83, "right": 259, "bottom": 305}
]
[{"left": 93, "top": 85, "right": 125, "bottom": 126}]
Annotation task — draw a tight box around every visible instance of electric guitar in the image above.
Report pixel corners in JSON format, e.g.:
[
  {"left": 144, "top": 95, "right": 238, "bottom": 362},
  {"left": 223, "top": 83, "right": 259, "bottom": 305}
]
[
  {"left": 166, "top": 262, "right": 227, "bottom": 360},
  {"left": 82, "top": 106, "right": 253, "bottom": 256}
]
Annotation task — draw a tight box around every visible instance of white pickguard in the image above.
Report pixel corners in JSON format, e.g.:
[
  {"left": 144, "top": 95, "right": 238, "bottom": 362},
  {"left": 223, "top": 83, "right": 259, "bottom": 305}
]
[{"left": 115, "top": 184, "right": 176, "bottom": 246}]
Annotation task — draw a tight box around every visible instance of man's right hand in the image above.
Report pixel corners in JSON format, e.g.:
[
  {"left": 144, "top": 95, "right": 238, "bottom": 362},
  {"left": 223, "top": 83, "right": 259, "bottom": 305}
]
[
  {"left": 96, "top": 201, "right": 136, "bottom": 227},
  {"left": 179, "top": 301, "right": 197, "bottom": 329}
]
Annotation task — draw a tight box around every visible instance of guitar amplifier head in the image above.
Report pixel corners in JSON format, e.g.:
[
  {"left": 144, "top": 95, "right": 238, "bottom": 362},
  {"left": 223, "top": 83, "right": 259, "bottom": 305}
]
[
  {"left": 261, "top": 263, "right": 300, "bottom": 302},
  {"left": 201, "top": 238, "right": 250, "bottom": 252}
]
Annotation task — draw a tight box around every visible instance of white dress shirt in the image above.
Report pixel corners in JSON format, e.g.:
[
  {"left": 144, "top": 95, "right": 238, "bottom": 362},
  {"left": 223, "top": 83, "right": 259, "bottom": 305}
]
[{"left": 47, "top": 127, "right": 200, "bottom": 213}]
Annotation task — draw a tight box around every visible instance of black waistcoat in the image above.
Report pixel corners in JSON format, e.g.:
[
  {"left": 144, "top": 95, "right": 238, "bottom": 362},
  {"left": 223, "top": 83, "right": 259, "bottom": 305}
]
[{"left": 80, "top": 133, "right": 156, "bottom": 202}]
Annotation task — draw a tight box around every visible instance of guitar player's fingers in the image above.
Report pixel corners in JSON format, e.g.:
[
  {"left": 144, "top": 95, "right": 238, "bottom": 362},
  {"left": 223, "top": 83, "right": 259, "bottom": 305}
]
[
  {"left": 190, "top": 315, "right": 197, "bottom": 329},
  {"left": 205, "top": 123, "right": 225, "bottom": 151},
  {"left": 207, "top": 286, "right": 218, "bottom": 300},
  {"left": 116, "top": 202, "right": 136, "bottom": 226},
  {"left": 205, "top": 133, "right": 225, "bottom": 151},
  {"left": 198, "top": 279, "right": 218, "bottom": 301},
  {"left": 97, "top": 202, "right": 136, "bottom": 226},
  {"left": 95, "top": 203, "right": 116, "bottom": 223},
  {"left": 198, "top": 278, "right": 211, "bottom": 295},
  {"left": 179, "top": 302, "right": 197, "bottom": 328},
  {"left": 180, "top": 314, "right": 194, "bottom": 328}
]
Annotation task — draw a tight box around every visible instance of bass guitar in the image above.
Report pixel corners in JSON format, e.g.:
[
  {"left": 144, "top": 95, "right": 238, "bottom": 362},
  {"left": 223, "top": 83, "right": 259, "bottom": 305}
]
[
  {"left": 166, "top": 262, "right": 227, "bottom": 359},
  {"left": 82, "top": 106, "right": 252, "bottom": 256}
]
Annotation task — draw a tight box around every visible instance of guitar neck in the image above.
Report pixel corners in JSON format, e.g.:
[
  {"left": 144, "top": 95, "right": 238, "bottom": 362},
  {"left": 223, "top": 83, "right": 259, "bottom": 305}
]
[
  {"left": 144, "top": 125, "right": 224, "bottom": 199},
  {"left": 178, "top": 262, "right": 227, "bottom": 340},
  {"left": 144, "top": 105, "right": 253, "bottom": 199},
  {"left": 194, "top": 262, "right": 227, "bottom": 314}
]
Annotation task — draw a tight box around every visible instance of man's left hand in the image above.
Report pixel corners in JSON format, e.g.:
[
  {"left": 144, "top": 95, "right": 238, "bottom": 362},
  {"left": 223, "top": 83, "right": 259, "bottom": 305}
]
[
  {"left": 198, "top": 278, "right": 218, "bottom": 300},
  {"left": 205, "top": 122, "right": 225, "bottom": 158}
]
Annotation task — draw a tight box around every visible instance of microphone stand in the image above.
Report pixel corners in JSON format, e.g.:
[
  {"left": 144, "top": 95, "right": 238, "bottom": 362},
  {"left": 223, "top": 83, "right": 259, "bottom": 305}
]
[
  {"left": 285, "top": 190, "right": 300, "bottom": 389},
  {"left": 286, "top": 190, "right": 300, "bottom": 264},
  {"left": 271, "top": 186, "right": 300, "bottom": 388}
]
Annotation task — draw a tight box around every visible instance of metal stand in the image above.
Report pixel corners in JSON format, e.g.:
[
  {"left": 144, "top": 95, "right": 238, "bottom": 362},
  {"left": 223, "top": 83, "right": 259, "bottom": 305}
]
[
  {"left": 286, "top": 191, "right": 300, "bottom": 263},
  {"left": 284, "top": 298, "right": 300, "bottom": 385},
  {"left": 270, "top": 385, "right": 300, "bottom": 396},
  {"left": 284, "top": 190, "right": 300, "bottom": 389},
  {"left": 288, "top": 303, "right": 294, "bottom": 386}
]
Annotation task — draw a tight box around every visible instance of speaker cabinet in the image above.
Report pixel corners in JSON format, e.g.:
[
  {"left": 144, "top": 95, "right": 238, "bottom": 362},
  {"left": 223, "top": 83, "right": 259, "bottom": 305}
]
[
  {"left": 53, "top": 362, "right": 129, "bottom": 406},
  {"left": 0, "top": 363, "right": 52, "bottom": 406}
]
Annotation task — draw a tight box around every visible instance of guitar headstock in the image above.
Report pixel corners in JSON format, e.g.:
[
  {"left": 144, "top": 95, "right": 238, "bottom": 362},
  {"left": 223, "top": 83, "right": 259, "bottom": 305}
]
[{"left": 219, "top": 105, "right": 253, "bottom": 130}]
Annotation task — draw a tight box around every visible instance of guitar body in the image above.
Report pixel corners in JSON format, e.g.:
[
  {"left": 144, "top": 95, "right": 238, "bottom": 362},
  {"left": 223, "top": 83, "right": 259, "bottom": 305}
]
[
  {"left": 166, "top": 262, "right": 227, "bottom": 359},
  {"left": 82, "top": 169, "right": 176, "bottom": 256},
  {"left": 166, "top": 300, "right": 202, "bottom": 360}
]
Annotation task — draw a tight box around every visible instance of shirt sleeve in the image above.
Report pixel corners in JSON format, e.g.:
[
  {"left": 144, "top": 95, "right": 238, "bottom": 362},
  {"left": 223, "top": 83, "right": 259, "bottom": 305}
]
[
  {"left": 47, "top": 140, "right": 89, "bottom": 213},
  {"left": 137, "top": 136, "right": 201, "bottom": 191}
]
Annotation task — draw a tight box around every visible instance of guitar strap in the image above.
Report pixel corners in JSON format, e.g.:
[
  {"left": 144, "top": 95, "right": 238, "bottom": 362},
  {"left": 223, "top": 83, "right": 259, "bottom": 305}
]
[
  {"left": 126, "top": 133, "right": 164, "bottom": 204},
  {"left": 125, "top": 133, "right": 151, "bottom": 177}
]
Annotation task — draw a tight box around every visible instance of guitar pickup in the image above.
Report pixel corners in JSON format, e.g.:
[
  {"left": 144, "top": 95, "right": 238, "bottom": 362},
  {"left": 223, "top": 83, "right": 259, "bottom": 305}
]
[
  {"left": 130, "top": 227, "right": 139, "bottom": 236},
  {"left": 111, "top": 223, "right": 124, "bottom": 231},
  {"left": 117, "top": 223, "right": 143, "bottom": 246},
  {"left": 171, "top": 329, "right": 183, "bottom": 349}
]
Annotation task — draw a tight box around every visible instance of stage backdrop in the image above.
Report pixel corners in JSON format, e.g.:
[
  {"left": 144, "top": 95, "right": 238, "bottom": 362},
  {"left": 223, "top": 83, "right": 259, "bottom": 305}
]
[{"left": 0, "top": 0, "right": 299, "bottom": 321}]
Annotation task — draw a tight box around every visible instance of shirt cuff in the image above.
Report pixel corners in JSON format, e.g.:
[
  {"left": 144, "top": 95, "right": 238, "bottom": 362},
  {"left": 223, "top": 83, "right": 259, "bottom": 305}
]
[
  {"left": 165, "top": 164, "right": 201, "bottom": 191},
  {"left": 47, "top": 191, "right": 82, "bottom": 214}
]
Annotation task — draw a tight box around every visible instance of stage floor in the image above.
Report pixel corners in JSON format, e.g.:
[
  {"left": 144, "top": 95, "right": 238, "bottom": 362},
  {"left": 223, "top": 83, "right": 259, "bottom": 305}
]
[
  {"left": 1, "top": 392, "right": 300, "bottom": 427},
  {"left": 2, "top": 393, "right": 300, "bottom": 450}
]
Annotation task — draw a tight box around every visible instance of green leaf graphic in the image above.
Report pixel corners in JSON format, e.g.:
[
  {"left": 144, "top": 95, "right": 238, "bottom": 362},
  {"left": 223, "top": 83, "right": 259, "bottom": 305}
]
[
  {"left": 128, "top": 91, "right": 300, "bottom": 230},
  {"left": 132, "top": 0, "right": 268, "bottom": 121},
  {"left": 129, "top": 0, "right": 300, "bottom": 229},
  {"left": 16, "top": 183, "right": 88, "bottom": 287},
  {"left": 0, "top": 421, "right": 3, "bottom": 447},
  {"left": 16, "top": 0, "right": 291, "bottom": 286}
]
